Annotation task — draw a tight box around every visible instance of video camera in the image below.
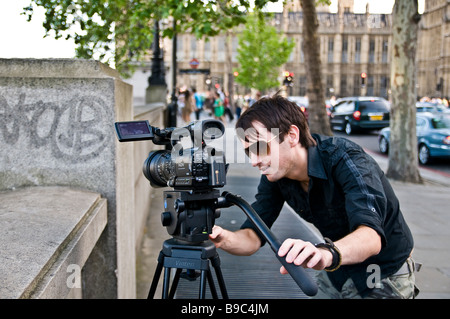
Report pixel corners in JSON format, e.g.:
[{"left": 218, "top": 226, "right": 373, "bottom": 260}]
[
  {"left": 115, "top": 119, "right": 227, "bottom": 191},
  {"left": 115, "top": 119, "right": 227, "bottom": 242}
]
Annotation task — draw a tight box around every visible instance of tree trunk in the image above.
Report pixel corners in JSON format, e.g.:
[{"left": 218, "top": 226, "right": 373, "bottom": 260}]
[
  {"left": 225, "top": 31, "right": 235, "bottom": 112},
  {"left": 300, "top": 0, "right": 332, "bottom": 136},
  {"left": 386, "top": 0, "right": 422, "bottom": 183}
]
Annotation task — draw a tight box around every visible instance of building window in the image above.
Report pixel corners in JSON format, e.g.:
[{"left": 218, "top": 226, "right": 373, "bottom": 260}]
[
  {"left": 326, "top": 75, "right": 334, "bottom": 97},
  {"left": 367, "top": 76, "right": 374, "bottom": 96},
  {"left": 299, "top": 76, "right": 307, "bottom": 96},
  {"left": 177, "top": 36, "right": 184, "bottom": 61},
  {"left": 380, "top": 76, "right": 389, "bottom": 98},
  {"left": 369, "top": 39, "right": 375, "bottom": 63},
  {"left": 328, "top": 37, "right": 334, "bottom": 63},
  {"left": 204, "top": 40, "right": 211, "bottom": 61},
  {"left": 190, "top": 36, "right": 197, "bottom": 59},
  {"left": 300, "top": 40, "right": 304, "bottom": 63},
  {"left": 217, "top": 36, "right": 225, "bottom": 62},
  {"left": 353, "top": 75, "right": 361, "bottom": 96},
  {"left": 355, "top": 38, "right": 361, "bottom": 63},
  {"left": 382, "top": 38, "right": 389, "bottom": 63},
  {"left": 341, "top": 36, "right": 348, "bottom": 63},
  {"left": 232, "top": 37, "right": 238, "bottom": 62},
  {"left": 340, "top": 75, "right": 348, "bottom": 96}
]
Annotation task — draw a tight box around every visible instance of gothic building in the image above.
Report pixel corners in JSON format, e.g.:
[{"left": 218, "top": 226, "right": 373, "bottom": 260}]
[
  {"left": 149, "top": 0, "right": 449, "bottom": 101},
  {"left": 417, "top": 0, "right": 450, "bottom": 98}
]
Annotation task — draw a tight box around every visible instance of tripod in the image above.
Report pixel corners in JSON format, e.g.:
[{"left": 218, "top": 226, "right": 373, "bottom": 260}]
[
  {"left": 147, "top": 190, "right": 228, "bottom": 299},
  {"left": 146, "top": 190, "right": 318, "bottom": 299},
  {"left": 147, "top": 238, "right": 228, "bottom": 299}
]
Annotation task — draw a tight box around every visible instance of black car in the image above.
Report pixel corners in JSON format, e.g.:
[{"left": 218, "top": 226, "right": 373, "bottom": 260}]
[{"left": 329, "top": 97, "right": 390, "bottom": 135}]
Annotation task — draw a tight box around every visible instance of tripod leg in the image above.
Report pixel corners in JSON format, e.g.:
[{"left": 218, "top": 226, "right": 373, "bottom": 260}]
[
  {"left": 210, "top": 254, "right": 229, "bottom": 299},
  {"left": 147, "top": 251, "right": 164, "bottom": 299},
  {"left": 206, "top": 270, "right": 219, "bottom": 299},
  {"left": 168, "top": 268, "right": 183, "bottom": 299},
  {"left": 162, "top": 267, "right": 171, "bottom": 299},
  {"left": 199, "top": 270, "right": 207, "bottom": 299}
]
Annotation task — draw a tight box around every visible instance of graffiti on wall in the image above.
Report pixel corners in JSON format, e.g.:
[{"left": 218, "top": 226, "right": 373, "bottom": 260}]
[{"left": 0, "top": 93, "right": 110, "bottom": 163}]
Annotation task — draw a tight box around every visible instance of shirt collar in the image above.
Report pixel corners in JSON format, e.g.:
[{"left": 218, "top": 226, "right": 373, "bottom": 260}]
[{"left": 307, "top": 144, "right": 328, "bottom": 180}]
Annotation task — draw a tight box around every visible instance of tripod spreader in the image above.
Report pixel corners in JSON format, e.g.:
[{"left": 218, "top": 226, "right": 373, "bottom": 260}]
[{"left": 221, "top": 191, "right": 318, "bottom": 297}]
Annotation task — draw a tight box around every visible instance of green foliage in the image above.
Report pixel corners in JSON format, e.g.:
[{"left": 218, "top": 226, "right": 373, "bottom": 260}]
[
  {"left": 234, "top": 11, "right": 295, "bottom": 92},
  {"left": 22, "top": 0, "right": 256, "bottom": 77}
]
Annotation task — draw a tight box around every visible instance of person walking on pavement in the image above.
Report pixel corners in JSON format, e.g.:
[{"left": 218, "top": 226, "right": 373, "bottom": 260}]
[
  {"left": 193, "top": 88, "right": 204, "bottom": 121},
  {"left": 213, "top": 91, "right": 225, "bottom": 123},
  {"left": 182, "top": 89, "right": 195, "bottom": 123},
  {"left": 210, "top": 94, "right": 420, "bottom": 299}
]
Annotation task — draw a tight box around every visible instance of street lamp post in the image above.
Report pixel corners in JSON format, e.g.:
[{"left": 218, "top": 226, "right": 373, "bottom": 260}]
[
  {"left": 167, "top": 19, "right": 178, "bottom": 128},
  {"left": 146, "top": 20, "right": 168, "bottom": 106}
]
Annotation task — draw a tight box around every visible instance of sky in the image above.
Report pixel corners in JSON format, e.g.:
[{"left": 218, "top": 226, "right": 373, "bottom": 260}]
[{"left": 0, "top": 0, "right": 424, "bottom": 60}]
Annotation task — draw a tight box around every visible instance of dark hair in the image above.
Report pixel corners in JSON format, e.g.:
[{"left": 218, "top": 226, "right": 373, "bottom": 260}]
[{"left": 235, "top": 94, "right": 316, "bottom": 148}]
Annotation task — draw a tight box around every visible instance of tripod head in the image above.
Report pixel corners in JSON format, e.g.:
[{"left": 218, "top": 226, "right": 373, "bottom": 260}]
[{"left": 160, "top": 189, "right": 226, "bottom": 243}]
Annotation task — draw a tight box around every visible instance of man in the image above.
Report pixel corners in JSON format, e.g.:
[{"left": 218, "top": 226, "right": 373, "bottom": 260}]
[{"left": 210, "top": 95, "right": 419, "bottom": 299}]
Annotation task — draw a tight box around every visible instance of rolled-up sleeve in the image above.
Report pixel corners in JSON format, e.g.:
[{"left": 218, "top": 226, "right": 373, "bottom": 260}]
[
  {"left": 333, "top": 149, "right": 388, "bottom": 246},
  {"left": 240, "top": 175, "right": 285, "bottom": 246}
]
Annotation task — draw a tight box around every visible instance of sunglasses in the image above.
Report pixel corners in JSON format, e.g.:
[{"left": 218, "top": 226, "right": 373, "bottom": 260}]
[{"left": 244, "top": 133, "right": 280, "bottom": 158}]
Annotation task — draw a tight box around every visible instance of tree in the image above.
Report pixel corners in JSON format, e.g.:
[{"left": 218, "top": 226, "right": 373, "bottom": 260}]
[
  {"left": 386, "top": 0, "right": 422, "bottom": 183},
  {"left": 300, "top": 0, "right": 333, "bottom": 136},
  {"left": 22, "top": 0, "right": 253, "bottom": 76},
  {"left": 234, "top": 11, "right": 295, "bottom": 93}
]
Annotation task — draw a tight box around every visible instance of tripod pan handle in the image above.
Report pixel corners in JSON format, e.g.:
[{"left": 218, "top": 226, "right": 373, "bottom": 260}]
[{"left": 222, "top": 192, "right": 318, "bottom": 296}]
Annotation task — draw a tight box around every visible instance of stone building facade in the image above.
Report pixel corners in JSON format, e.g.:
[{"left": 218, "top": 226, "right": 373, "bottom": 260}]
[
  {"left": 164, "top": 0, "right": 393, "bottom": 99},
  {"left": 417, "top": 0, "right": 450, "bottom": 98},
  {"left": 149, "top": 0, "right": 448, "bottom": 100}
]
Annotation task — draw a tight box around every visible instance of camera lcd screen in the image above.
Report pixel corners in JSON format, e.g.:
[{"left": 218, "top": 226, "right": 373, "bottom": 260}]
[{"left": 115, "top": 120, "right": 154, "bottom": 142}]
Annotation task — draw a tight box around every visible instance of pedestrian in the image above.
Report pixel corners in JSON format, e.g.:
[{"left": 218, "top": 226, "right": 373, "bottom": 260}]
[
  {"left": 213, "top": 91, "right": 225, "bottom": 123},
  {"left": 234, "top": 94, "right": 244, "bottom": 119},
  {"left": 223, "top": 92, "right": 234, "bottom": 122},
  {"left": 204, "top": 90, "right": 215, "bottom": 117},
  {"left": 210, "top": 94, "right": 419, "bottom": 299},
  {"left": 193, "top": 88, "right": 204, "bottom": 120},
  {"left": 182, "top": 89, "right": 195, "bottom": 123}
]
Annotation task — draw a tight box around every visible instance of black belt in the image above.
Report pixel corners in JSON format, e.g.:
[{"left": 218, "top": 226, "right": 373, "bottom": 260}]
[{"left": 393, "top": 258, "right": 422, "bottom": 276}]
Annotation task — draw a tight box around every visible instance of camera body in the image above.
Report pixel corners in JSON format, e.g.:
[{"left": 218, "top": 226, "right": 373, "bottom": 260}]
[
  {"left": 115, "top": 119, "right": 227, "bottom": 242},
  {"left": 115, "top": 119, "right": 227, "bottom": 192}
]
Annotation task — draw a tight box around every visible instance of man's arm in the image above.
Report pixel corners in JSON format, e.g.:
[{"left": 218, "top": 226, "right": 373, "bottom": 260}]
[
  {"left": 209, "top": 226, "right": 262, "bottom": 256},
  {"left": 278, "top": 225, "right": 381, "bottom": 274}
]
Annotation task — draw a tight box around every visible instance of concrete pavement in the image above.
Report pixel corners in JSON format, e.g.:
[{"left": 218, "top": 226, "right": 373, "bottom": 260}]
[{"left": 136, "top": 116, "right": 450, "bottom": 299}]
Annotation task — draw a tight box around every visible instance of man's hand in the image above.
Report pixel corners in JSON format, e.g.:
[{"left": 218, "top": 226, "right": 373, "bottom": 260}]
[
  {"left": 209, "top": 226, "right": 261, "bottom": 256},
  {"left": 278, "top": 238, "right": 333, "bottom": 274},
  {"left": 209, "top": 225, "right": 226, "bottom": 249}
]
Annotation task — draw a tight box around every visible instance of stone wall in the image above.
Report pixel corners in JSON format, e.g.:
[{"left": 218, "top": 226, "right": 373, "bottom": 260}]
[{"left": 0, "top": 58, "right": 165, "bottom": 298}]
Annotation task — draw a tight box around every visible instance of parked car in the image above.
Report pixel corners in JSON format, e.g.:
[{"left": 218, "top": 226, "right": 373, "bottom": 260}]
[
  {"left": 416, "top": 102, "right": 450, "bottom": 113},
  {"left": 329, "top": 96, "right": 390, "bottom": 135},
  {"left": 378, "top": 112, "right": 450, "bottom": 164}
]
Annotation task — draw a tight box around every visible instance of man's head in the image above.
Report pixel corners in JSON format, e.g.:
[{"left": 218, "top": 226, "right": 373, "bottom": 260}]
[
  {"left": 236, "top": 94, "right": 315, "bottom": 146},
  {"left": 235, "top": 94, "right": 316, "bottom": 181}
]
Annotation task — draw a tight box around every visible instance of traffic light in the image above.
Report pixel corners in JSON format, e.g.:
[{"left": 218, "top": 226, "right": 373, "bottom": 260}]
[
  {"left": 283, "top": 71, "right": 294, "bottom": 86},
  {"left": 361, "top": 72, "right": 367, "bottom": 86}
]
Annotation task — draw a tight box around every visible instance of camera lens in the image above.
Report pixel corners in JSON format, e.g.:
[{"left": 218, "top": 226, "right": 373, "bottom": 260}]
[{"left": 143, "top": 150, "right": 173, "bottom": 187}]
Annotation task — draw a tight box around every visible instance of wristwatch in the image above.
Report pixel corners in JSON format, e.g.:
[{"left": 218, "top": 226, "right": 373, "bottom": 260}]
[{"left": 315, "top": 237, "right": 342, "bottom": 272}]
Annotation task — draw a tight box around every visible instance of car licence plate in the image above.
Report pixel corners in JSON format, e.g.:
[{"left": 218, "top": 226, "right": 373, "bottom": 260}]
[{"left": 369, "top": 113, "right": 383, "bottom": 121}]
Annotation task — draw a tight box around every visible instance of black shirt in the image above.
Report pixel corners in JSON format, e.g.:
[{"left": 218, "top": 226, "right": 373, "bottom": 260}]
[{"left": 241, "top": 134, "right": 414, "bottom": 296}]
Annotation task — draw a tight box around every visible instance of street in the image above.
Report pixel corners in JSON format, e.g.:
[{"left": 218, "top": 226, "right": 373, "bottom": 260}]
[{"left": 333, "top": 130, "right": 450, "bottom": 176}]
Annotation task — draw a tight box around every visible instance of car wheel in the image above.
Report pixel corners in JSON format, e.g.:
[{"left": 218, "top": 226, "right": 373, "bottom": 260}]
[
  {"left": 418, "top": 144, "right": 431, "bottom": 165},
  {"left": 344, "top": 122, "right": 352, "bottom": 135},
  {"left": 379, "top": 136, "right": 389, "bottom": 154}
]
